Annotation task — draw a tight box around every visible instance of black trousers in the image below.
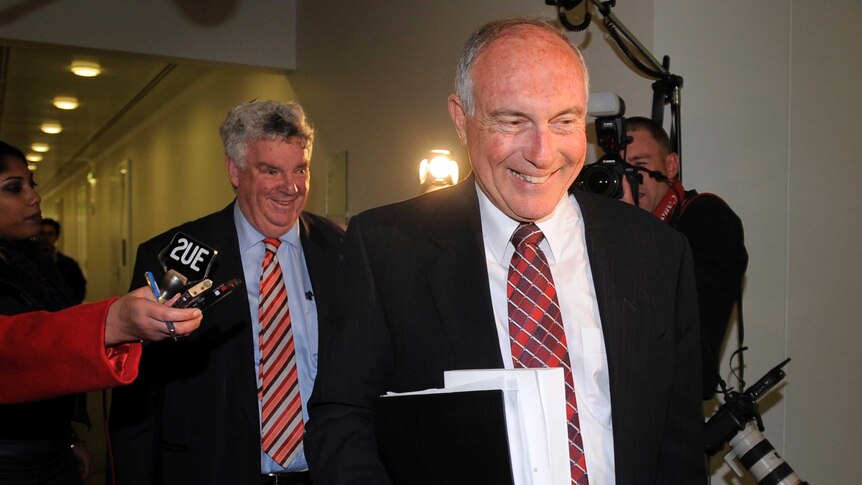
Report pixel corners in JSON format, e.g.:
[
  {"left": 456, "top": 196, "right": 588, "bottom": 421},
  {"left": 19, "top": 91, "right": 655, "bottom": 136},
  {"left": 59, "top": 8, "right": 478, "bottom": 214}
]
[
  {"left": 0, "top": 438, "right": 82, "bottom": 485},
  {"left": 260, "top": 471, "right": 312, "bottom": 485}
]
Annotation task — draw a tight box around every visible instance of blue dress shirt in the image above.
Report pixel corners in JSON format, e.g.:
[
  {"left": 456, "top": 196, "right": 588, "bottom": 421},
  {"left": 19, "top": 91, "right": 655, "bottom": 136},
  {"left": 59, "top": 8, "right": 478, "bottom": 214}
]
[{"left": 234, "top": 204, "right": 318, "bottom": 473}]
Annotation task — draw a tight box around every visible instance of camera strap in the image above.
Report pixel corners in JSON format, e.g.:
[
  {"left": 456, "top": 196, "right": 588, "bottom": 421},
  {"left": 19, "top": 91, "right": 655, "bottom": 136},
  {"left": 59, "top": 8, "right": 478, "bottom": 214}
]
[{"left": 651, "top": 178, "right": 685, "bottom": 223}]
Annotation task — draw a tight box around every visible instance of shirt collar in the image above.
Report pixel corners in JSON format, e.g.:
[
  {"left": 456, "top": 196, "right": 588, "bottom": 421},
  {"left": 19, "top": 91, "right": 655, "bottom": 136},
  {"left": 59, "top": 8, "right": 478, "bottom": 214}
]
[
  {"left": 233, "top": 201, "right": 301, "bottom": 253},
  {"left": 476, "top": 183, "right": 581, "bottom": 265}
]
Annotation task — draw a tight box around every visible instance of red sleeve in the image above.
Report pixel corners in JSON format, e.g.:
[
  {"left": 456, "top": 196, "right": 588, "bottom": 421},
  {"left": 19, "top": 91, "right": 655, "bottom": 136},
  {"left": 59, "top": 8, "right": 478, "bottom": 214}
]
[{"left": 0, "top": 298, "right": 142, "bottom": 404}]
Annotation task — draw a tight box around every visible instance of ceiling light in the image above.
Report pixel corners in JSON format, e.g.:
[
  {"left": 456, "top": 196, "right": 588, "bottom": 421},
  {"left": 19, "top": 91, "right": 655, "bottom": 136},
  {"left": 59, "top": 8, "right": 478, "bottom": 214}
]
[
  {"left": 53, "top": 96, "right": 79, "bottom": 110},
  {"left": 41, "top": 122, "right": 62, "bottom": 134},
  {"left": 28, "top": 164, "right": 38, "bottom": 171},
  {"left": 26, "top": 153, "right": 43, "bottom": 162},
  {"left": 71, "top": 58, "right": 101, "bottom": 77},
  {"left": 31, "top": 143, "right": 50, "bottom": 153}
]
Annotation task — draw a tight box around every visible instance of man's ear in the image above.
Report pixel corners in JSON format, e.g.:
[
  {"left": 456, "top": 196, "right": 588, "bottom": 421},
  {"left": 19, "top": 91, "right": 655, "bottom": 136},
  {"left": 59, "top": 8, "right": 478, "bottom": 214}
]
[
  {"left": 448, "top": 94, "right": 468, "bottom": 145},
  {"left": 226, "top": 157, "right": 240, "bottom": 189},
  {"left": 666, "top": 151, "right": 680, "bottom": 180}
]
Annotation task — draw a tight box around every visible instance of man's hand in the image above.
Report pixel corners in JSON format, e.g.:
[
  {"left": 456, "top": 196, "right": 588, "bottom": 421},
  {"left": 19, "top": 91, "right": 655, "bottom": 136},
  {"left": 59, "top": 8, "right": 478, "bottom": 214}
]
[{"left": 104, "top": 287, "right": 203, "bottom": 346}]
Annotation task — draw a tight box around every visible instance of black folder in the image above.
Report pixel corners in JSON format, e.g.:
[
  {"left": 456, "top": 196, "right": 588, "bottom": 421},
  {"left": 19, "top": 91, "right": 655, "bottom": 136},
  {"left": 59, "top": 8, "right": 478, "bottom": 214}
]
[{"left": 374, "top": 389, "right": 516, "bottom": 485}]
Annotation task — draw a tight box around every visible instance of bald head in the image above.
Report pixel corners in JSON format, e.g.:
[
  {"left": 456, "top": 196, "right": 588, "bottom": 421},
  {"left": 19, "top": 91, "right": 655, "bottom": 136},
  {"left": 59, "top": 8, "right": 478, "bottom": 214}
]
[{"left": 454, "top": 18, "right": 590, "bottom": 115}]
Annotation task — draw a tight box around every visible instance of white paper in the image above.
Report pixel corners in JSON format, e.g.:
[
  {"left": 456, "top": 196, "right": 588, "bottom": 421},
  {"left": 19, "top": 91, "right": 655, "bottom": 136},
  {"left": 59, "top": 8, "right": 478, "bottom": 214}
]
[{"left": 444, "top": 368, "right": 569, "bottom": 485}]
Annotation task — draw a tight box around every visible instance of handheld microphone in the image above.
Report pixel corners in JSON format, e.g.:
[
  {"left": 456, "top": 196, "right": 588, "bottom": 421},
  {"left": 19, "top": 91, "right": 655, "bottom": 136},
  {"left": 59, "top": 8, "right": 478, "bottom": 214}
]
[{"left": 156, "top": 232, "right": 218, "bottom": 302}]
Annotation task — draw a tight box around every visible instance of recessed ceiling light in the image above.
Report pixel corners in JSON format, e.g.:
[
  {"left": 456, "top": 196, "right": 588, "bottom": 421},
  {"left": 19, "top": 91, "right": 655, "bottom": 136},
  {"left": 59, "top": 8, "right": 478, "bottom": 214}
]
[
  {"left": 53, "top": 96, "right": 79, "bottom": 110},
  {"left": 26, "top": 153, "right": 43, "bottom": 162},
  {"left": 41, "top": 122, "right": 62, "bottom": 134},
  {"left": 28, "top": 164, "right": 38, "bottom": 171},
  {"left": 71, "top": 59, "right": 101, "bottom": 77},
  {"left": 31, "top": 143, "right": 50, "bottom": 153}
]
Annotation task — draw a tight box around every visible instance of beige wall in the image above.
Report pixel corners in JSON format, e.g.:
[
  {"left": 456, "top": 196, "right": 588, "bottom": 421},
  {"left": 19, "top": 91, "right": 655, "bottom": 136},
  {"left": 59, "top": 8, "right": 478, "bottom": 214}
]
[
  {"left": 654, "top": 2, "right": 861, "bottom": 482},
  {"left": 786, "top": 2, "right": 862, "bottom": 481}
]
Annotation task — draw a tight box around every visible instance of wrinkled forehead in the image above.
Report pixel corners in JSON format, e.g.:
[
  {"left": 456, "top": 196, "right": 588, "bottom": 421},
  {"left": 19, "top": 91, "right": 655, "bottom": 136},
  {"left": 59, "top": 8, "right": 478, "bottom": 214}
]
[
  {"left": 477, "top": 29, "right": 585, "bottom": 85},
  {"left": 471, "top": 34, "right": 587, "bottom": 111}
]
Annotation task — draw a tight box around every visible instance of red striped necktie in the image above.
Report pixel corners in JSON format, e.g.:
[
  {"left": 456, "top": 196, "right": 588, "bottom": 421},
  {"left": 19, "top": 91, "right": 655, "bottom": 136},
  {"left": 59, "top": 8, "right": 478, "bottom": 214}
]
[
  {"left": 258, "top": 237, "right": 304, "bottom": 467},
  {"left": 508, "top": 223, "right": 589, "bottom": 484}
]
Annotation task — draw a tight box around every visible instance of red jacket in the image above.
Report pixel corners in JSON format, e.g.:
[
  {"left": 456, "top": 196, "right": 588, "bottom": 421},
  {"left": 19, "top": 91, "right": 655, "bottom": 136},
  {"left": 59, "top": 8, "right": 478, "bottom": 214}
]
[{"left": 0, "top": 298, "right": 142, "bottom": 404}]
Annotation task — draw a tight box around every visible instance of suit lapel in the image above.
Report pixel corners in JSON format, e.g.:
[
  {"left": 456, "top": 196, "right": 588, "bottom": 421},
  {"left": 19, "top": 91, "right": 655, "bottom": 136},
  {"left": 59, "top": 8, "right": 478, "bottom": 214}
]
[
  {"left": 204, "top": 202, "right": 260, "bottom": 433},
  {"left": 577, "top": 192, "right": 634, "bottom": 373},
  {"left": 298, "top": 213, "right": 338, "bottom": 331},
  {"left": 426, "top": 180, "right": 504, "bottom": 369},
  {"left": 577, "top": 192, "right": 670, "bottom": 476},
  {"left": 578, "top": 192, "right": 654, "bottom": 379}
]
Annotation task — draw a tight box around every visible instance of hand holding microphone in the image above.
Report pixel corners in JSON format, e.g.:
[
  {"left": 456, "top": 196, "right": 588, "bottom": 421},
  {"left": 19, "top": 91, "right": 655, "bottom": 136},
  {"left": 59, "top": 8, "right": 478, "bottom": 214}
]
[
  {"left": 105, "top": 287, "right": 203, "bottom": 345},
  {"left": 147, "top": 232, "right": 241, "bottom": 341}
]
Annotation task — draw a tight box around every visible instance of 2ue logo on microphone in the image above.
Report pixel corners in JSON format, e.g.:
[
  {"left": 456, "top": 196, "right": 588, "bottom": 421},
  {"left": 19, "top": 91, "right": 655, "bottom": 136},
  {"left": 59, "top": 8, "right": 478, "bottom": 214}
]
[{"left": 157, "top": 232, "right": 218, "bottom": 283}]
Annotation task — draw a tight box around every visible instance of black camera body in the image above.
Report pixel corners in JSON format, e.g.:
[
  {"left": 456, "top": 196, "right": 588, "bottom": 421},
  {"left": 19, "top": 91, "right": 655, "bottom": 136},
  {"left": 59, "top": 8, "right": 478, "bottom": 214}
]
[
  {"left": 574, "top": 93, "right": 641, "bottom": 199},
  {"left": 575, "top": 154, "right": 640, "bottom": 199}
]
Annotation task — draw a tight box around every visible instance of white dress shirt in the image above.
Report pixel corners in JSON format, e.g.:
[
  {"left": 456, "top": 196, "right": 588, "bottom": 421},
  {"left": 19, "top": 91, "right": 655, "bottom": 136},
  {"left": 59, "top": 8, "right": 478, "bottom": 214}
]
[{"left": 476, "top": 185, "right": 616, "bottom": 484}]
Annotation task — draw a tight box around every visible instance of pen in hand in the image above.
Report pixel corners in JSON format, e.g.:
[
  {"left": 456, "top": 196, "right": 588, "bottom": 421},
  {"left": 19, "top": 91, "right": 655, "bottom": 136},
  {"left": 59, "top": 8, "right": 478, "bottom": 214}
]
[{"left": 145, "top": 271, "right": 177, "bottom": 341}]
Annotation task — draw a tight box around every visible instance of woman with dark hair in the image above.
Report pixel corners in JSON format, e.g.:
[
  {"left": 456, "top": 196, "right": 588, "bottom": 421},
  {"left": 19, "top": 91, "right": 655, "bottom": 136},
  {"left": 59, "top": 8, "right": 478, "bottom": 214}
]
[
  {"left": 0, "top": 140, "right": 98, "bottom": 484},
  {"left": 0, "top": 138, "right": 88, "bottom": 484},
  {"left": 0, "top": 141, "right": 204, "bottom": 483}
]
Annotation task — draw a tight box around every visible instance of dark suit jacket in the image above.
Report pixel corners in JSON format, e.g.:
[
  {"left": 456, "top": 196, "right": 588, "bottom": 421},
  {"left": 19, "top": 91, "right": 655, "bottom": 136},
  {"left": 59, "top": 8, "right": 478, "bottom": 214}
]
[
  {"left": 672, "top": 191, "right": 748, "bottom": 399},
  {"left": 109, "top": 202, "right": 343, "bottom": 485},
  {"left": 307, "top": 178, "right": 705, "bottom": 484},
  {"left": 54, "top": 251, "right": 87, "bottom": 304}
]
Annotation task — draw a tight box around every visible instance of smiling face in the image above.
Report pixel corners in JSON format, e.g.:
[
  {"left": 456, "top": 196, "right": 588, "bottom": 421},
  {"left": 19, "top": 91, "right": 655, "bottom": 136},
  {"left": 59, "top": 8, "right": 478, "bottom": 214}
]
[
  {"left": 448, "top": 26, "right": 588, "bottom": 222},
  {"left": 227, "top": 138, "right": 309, "bottom": 238},
  {"left": 0, "top": 156, "right": 42, "bottom": 241}
]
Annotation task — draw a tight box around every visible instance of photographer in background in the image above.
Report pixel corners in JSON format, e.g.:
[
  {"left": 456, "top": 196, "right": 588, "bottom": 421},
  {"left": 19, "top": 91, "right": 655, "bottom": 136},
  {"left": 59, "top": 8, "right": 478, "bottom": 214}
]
[{"left": 621, "top": 116, "right": 748, "bottom": 399}]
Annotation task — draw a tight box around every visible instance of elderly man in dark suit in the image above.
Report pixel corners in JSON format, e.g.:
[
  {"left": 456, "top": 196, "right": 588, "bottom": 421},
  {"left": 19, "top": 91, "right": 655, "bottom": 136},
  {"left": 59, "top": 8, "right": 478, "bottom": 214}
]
[
  {"left": 109, "top": 100, "right": 343, "bottom": 485},
  {"left": 307, "top": 18, "right": 705, "bottom": 484}
]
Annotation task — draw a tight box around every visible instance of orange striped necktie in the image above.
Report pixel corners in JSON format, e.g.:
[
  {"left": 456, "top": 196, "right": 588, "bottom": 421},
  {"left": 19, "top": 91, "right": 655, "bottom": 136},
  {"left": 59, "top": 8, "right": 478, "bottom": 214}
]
[{"left": 258, "top": 238, "right": 304, "bottom": 467}]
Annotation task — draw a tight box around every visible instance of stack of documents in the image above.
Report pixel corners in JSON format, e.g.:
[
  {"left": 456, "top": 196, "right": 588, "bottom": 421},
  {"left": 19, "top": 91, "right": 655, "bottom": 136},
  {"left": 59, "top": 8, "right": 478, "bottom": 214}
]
[{"left": 376, "top": 368, "right": 568, "bottom": 485}]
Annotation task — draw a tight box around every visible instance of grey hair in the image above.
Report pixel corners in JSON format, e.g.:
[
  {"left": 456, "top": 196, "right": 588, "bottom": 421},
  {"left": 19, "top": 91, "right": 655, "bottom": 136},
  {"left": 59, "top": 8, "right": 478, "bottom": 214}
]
[
  {"left": 454, "top": 18, "right": 590, "bottom": 115},
  {"left": 219, "top": 100, "right": 314, "bottom": 166}
]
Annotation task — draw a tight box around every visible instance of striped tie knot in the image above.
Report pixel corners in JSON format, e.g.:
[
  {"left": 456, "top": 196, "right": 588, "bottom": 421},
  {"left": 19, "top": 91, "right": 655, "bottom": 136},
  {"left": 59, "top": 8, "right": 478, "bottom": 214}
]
[
  {"left": 262, "top": 238, "right": 280, "bottom": 269},
  {"left": 512, "top": 223, "right": 544, "bottom": 249},
  {"left": 264, "top": 237, "right": 281, "bottom": 253}
]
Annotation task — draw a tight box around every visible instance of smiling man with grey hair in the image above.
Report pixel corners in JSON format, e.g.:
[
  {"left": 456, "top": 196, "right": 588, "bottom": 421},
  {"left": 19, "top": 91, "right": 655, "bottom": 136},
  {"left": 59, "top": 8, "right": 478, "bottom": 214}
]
[
  {"left": 110, "top": 99, "right": 343, "bottom": 485},
  {"left": 308, "top": 18, "right": 705, "bottom": 485}
]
